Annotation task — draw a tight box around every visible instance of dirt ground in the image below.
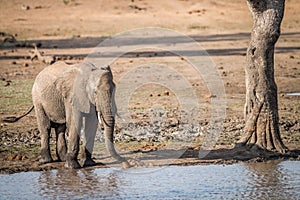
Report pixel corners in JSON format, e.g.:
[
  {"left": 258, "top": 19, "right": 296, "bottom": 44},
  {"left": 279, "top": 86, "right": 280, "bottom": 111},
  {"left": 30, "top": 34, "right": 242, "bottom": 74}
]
[{"left": 0, "top": 0, "right": 299, "bottom": 174}]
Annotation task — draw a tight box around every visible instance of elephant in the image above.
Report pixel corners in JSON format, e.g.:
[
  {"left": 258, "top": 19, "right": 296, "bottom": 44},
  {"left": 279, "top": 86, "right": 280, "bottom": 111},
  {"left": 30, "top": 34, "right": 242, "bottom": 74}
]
[{"left": 24, "top": 61, "right": 127, "bottom": 168}]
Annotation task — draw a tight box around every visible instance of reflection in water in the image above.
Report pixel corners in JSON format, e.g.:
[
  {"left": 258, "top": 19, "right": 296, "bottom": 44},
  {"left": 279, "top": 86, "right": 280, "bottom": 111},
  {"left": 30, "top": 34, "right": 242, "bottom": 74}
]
[
  {"left": 38, "top": 168, "right": 121, "bottom": 199},
  {"left": 245, "top": 161, "right": 300, "bottom": 199},
  {"left": 0, "top": 161, "right": 299, "bottom": 199}
]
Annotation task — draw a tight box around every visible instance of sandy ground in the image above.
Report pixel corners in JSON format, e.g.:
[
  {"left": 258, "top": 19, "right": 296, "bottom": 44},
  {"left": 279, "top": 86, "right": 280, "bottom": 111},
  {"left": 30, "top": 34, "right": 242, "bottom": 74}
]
[{"left": 0, "top": 0, "right": 299, "bottom": 173}]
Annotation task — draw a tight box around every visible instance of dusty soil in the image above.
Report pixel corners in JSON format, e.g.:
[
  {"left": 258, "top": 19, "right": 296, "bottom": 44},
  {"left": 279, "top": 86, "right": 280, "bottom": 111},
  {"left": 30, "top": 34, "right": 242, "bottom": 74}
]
[{"left": 0, "top": 0, "right": 299, "bottom": 174}]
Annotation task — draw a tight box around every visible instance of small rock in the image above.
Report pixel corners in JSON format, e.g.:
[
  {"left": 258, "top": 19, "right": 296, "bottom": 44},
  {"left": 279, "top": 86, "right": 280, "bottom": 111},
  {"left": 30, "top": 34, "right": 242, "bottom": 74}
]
[
  {"left": 163, "top": 91, "right": 170, "bottom": 96},
  {"left": 8, "top": 154, "right": 16, "bottom": 161},
  {"left": 289, "top": 55, "right": 295, "bottom": 59},
  {"left": 204, "top": 94, "right": 216, "bottom": 99},
  {"left": 22, "top": 155, "right": 28, "bottom": 160},
  {"left": 12, "top": 61, "right": 17, "bottom": 65},
  {"left": 21, "top": 5, "right": 30, "bottom": 10},
  {"left": 4, "top": 81, "right": 11, "bottom": 87},
  {"left": 22, "top": 63, "right": 29, "bottom": 67},
  {"left": 34, "top": 6, "right": 43, "bottom": 9},
  {"left": 15, "top": 155, "right": 22, "bottom": 160},
  {"left": 43, "top": 56, "right": 56, "bottom": 64}
]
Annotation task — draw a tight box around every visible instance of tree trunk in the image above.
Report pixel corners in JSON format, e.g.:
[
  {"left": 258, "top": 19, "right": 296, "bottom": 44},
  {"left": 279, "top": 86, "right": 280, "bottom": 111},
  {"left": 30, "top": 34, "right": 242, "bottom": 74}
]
[{"left": 237, "top": 0, "right": 288, "bottom": 153}]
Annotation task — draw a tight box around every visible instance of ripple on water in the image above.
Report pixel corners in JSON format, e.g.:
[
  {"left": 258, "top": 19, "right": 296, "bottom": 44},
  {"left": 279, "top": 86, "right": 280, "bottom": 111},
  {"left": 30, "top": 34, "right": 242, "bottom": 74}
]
[{"left": 0, "top": 161, "right": 299, "bottom": 199}]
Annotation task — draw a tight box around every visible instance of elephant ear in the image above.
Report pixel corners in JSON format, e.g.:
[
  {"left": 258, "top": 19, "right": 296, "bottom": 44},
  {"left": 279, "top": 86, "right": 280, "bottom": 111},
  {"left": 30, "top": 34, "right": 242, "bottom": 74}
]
[{"left": 72, "top": 63, "right": 96, "bottom": 113}]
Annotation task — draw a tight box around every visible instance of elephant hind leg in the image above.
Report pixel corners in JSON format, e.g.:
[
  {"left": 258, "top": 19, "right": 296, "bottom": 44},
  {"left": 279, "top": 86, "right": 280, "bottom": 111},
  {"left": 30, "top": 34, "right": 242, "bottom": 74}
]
[
  {"left": 55, "top": 123, "right": 67, "bottom": 162},
  {"left": 35, "top": 104, "right": 53, "bottom": 164},
  {"left": 65, "top": 122, "right": 81, "bottom": 169}
]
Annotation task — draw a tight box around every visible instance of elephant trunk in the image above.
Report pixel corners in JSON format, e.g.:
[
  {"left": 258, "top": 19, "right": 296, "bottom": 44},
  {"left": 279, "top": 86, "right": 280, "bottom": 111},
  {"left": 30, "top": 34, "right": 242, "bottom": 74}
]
[{"left": 98, "top": 89, "right": 125, "bottom": 162}]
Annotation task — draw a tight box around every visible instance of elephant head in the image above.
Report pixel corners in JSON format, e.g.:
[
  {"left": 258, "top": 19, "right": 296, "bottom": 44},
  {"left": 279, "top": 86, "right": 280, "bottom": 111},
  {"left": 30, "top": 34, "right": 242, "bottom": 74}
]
[{"left": 72, "top": 62, "right": 125, "bottom": 163}]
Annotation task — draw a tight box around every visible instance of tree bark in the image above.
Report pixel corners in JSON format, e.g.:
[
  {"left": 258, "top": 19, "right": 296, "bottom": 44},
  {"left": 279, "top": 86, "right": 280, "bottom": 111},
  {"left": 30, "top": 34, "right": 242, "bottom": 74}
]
[{"left": 237, "top": 0, "right": 288, "bottom": 153}]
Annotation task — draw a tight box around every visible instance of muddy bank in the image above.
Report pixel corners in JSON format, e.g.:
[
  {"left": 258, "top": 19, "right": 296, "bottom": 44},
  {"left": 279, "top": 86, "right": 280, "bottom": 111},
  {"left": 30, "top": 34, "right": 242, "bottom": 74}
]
[
  {"left": 1, "top": 116, "right": 299, "bottom": 174},
  {"left": 1, "top": 116, "right": 299, "bottom": 149}
]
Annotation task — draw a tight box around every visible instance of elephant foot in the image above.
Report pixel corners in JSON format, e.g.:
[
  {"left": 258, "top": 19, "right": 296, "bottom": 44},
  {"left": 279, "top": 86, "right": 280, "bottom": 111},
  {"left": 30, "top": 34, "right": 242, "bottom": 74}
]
[
  {"left": 39, "top": 156, "right": 53, "bottom": 164},
  {"left": 40, "top": 149, "right": 53, "bottom": 164},
  {"left": 81, "top": 157, "right": 97, "bottom": 167},
  {"left": 65, "top": 159, "right": 81, "bottom": 169}
]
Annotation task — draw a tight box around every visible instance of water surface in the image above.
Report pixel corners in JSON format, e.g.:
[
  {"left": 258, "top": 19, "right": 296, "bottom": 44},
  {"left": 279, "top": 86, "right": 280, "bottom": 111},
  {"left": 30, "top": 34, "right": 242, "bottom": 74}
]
[
  {"left": 286, "top": 92, "right": 300, "bottom": 96},
  {"left": 0, "top": 161, "right": 299, "bottom": 199}
]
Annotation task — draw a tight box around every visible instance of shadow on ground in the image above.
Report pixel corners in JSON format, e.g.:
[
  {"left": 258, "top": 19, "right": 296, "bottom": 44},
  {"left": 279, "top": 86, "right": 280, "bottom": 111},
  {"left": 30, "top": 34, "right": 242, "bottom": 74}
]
[
  {"left": 1, "top": 32, "right": 299, "bottom": 60},
  {"left": 181, "top": 144, "right": 300, "bottom": 163}
]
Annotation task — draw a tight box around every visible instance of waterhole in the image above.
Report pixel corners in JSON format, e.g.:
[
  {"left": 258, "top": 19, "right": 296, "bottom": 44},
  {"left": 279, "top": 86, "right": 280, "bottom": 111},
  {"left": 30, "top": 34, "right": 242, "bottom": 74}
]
[{"left": 0, "top": 161, "right": 299, "bottom": 199}]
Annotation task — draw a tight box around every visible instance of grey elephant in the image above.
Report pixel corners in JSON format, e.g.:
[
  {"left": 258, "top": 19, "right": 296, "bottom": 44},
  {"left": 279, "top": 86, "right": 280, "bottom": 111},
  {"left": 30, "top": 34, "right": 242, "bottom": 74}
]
[{"left": 7, "top": 61, "right": 128, "bottom": 169}]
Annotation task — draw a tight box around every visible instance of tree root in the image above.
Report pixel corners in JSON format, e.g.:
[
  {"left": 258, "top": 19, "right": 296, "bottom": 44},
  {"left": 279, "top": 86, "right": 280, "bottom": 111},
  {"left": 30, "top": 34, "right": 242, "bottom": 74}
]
[{"left": 29, "top": 46, "right": 56, "bottom": 64}]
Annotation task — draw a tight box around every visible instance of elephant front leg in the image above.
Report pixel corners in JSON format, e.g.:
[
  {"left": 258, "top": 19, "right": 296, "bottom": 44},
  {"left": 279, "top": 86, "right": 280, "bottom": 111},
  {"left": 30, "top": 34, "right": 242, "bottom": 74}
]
[
  {"left": 80, "top": 114, "right": 97, "bottom": 167},
  {"left": 80, "top": 146, "right": 96, "bottom": 167},
  {"left": 65, "top": 123, "right": 81, "bottom": 169}
]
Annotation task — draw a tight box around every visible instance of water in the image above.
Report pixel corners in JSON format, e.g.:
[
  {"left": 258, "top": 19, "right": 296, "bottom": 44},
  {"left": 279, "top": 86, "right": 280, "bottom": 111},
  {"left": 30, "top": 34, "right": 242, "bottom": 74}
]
[
  {"left": 0, "top": 161, "right": 299, "bottom": 199},
  {"left": 286, "top": 92, "right": 300, "bottom": 96}
]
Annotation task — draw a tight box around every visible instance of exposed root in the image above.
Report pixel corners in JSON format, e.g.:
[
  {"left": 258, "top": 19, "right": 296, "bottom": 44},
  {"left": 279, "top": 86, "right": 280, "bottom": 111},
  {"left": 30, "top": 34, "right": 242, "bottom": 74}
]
[
  {"left": 29, "top": 46, "right": 56, "bottom": 64},
  {"left": 238, "top": 101, "right": 263, "bottom": 145},
  {"left": 237, "top": 100, "right": 288, "bottom": 154}
]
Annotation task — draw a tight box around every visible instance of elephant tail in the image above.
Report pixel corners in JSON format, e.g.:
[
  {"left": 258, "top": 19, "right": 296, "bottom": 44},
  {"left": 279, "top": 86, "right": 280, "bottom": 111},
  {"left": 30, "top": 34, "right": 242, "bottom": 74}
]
[{"left": 1, "top": 105, "right": 34, "bottom": 123}]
